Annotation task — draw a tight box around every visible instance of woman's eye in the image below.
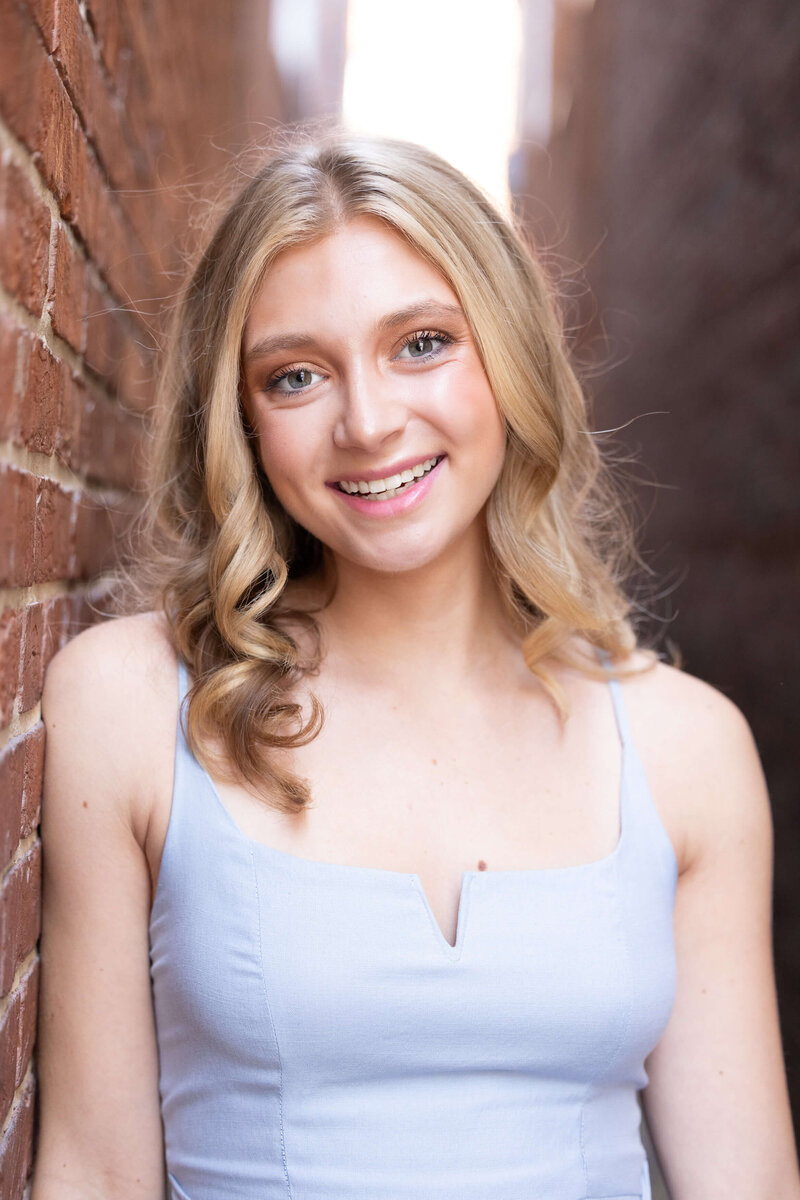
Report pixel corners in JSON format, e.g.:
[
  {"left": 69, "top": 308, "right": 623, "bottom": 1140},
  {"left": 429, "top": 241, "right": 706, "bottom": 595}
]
[
  {"left": 268, "top": 367, "right": 324, "bottom": 394},
  {"left": 398, "top": 332, "right": 451, "bottom": 360}
]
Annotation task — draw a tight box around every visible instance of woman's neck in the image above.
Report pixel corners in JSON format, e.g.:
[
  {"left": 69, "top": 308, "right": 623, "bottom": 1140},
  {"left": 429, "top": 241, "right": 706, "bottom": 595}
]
[{"left": 314, "top": 532, "right": 520, "bottom": 688}]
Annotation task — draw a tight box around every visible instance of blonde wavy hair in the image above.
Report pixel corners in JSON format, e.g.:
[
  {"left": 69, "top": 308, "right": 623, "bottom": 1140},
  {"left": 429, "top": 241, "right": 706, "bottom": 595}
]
[{"left": 117, "top": 129, "right": 661, "bottom": 812}]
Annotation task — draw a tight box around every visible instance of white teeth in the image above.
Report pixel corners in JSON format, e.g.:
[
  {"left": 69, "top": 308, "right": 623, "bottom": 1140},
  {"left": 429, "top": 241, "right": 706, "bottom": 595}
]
[{"left": 337, "top": 455, "right": 440, "bottom": 496}]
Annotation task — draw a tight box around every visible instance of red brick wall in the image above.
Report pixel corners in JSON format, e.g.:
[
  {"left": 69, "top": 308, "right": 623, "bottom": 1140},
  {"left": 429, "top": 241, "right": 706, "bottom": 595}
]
[{"left": 0, "top": 1, "right": 281, "bottom": 1192}]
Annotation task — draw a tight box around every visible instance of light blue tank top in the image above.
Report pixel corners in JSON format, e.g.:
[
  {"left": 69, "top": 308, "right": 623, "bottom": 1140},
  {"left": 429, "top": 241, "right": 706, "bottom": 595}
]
[{"left": 149, "top": 659, "right": 677, "bottom": 1199}]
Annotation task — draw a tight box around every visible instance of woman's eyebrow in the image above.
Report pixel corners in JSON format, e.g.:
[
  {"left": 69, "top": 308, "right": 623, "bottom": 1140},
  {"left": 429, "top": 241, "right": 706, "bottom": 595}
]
[{"left": 243, "top": 300, "right": 466, "bottom": 366}]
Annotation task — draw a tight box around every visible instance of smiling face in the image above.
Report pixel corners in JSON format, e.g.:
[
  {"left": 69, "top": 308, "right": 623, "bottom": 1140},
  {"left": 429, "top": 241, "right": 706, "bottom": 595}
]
[{"left": 241, "top": 216, "right": 508, "bottom": 577}]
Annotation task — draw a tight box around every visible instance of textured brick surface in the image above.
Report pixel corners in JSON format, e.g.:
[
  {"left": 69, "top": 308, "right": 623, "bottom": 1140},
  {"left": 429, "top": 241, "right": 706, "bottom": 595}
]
[
  {"left": 49, "top": 227, "right": 87, "bottom": 353},
  {"left": 0, "top": 159, "right": 50, "bottom": 316},
  {"left": 0, "top": 608, "right": 23, "bottom": 727},
  {"left": 0, "top": 725, "right": 44, "bottom": 869},
  {"left": 0, "top": 842, "right": 41, "bottom": 998},
  {"left": 0, "top": 1072, "right": 35, "bottom": 1199},
  {"left": 0, "top": 959, "right": 38, "bottom": 1116},
  {"left": 18, "top": 338, "right": 66, "bottom": 458},
  {"left": 0, "top": 467, "right": 37, "bottom": 589}
]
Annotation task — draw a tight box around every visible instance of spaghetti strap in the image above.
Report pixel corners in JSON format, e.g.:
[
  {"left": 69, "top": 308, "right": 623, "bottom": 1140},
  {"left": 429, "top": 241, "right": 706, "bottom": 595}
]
[
  {"left": 177, "top": 657, "right": 190, "bottom": 707},
  {"left": 595, "top": 646, "right": 634, "bottom": 749},
  {"left": 175, "top": 658, "right": 192, "bottom": 757},
  {"left": 606, "top": 675, "right": 634, "bottom": 749}
]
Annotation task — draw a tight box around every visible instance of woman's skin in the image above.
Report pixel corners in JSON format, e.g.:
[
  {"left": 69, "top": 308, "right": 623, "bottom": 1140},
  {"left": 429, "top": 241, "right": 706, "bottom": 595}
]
[{"left": 33, "top": 217, "right": 799, "bottom": 1198}]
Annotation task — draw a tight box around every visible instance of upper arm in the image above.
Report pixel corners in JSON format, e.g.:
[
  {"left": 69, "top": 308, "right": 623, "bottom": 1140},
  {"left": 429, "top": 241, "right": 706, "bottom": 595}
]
[
  {"left": 635, "top": 669, "right": 800, "bottom": 1197},
  {"left": 32, "top": 617, "right": 173, "bottom": 1200}
]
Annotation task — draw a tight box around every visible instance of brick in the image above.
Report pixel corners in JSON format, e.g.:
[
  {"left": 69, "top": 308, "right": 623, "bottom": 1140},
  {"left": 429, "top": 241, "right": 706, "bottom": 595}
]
[
  {"left": 20, "top": 723, "right": 44, "bottom": 840},
  {"left": 17, "top": 602, "right": 44, "bottom": 713},
  {"left": 0, "top": 157, "right": 51, "bottom": 317},
  {"left": 75, "top": 385, "right": 147, "bottom": 488},
  {"left": 75, "top": 385, "right": 109, "bottom": 483},
  {"left": 10, "top": 335, "right": 80, "bottom": 471},
  {"left": 0, "top": 317, "right": 26, "bottom": 443},
  {"left": 69, "top": 588, "right": 106, "bottom": 640},
  {"left": 84, "top": 0, "right": 127, "bottom": 82},
  {"left": 18, "top": 338, "right": 66, "bottom": 458},
  {"left": 84, "top": 277, "right": 125, "bottom": 384},
  {"left": 116, "top": 187, "right": 168, "bottom": 280},
  {"left": 54, "top": 0, "right": 144, "bottom": 196},
  {"left": 0, "top": 1, "right": 44, "bottom": 149},
  {"left": 0, "top": 608, "right": 23, "bottom": 728},
  {"left": 0, "top": 466, "right": 37, "bottom": 588},
  {"left": 0, "top": 3, "right": 83, "bottom": 224},
  {"left": 41, "top": 594, "right": 72, "bottom": 670},
  {"left": 0, "top": 725, "right": 44, "bottom": 867},
  {"left": 74, "top": 147, "right": 127, "bottom": 296},
  {"left": 54, "top": 369, "right": 83, "bottom": 472},
  {"left": 0, "top": 1070, "right": 35, "bottom": 1197},
  {"left": 83, "top": 276, "right": 113, "bottom": 379},
  {"left": 34, "top": 61, "right": 82, "bottom": 224},
  {"left": 0, "top": 738, "right": 24, "bottom": 867},
  {"left": 32, "top": 477, "right": 74, "bottom": 584},
  {"left": 49, "top": 226, "right": 87, "bottom": 353},
  {"left": 113, "top": 408, "right": 148, "bottom": 490},
  {"left": 117, "top": 337, "right": 155, "bottom": 413},
  {"left": 0, "top": 958, "right": 38, "bottom": 1117},
  {"left": 22, "top": 0, "right": 56, "bottom": 50},
  {"left": 53, "top": 1, "right": 92, "bottom": 126},
  {"left": 0, "top": 841, "right": 41, "bottom": 997},
  {"left": 73, "top": 492, "right": 121, "bottom": 577}
]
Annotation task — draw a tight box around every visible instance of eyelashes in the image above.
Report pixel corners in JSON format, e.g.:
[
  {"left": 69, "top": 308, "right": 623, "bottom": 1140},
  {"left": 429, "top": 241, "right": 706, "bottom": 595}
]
[
  {"left": 397, "top": 329, "right": 455, "bottom": 358},
  {"left": 262, "top": 328, "right": 456, "bottom": 396}
]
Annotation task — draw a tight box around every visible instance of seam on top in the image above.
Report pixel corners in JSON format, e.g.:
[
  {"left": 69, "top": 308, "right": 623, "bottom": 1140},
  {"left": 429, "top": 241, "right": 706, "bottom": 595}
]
[
  {"left": 251, "top": 846, "right": 294, "bottom": 1200},
  {"left": 578, "top": 842, "right": 636, "bottom": 1193}
]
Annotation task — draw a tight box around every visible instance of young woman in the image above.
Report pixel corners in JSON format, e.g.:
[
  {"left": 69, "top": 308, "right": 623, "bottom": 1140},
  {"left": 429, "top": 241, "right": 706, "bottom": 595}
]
[{"left": 33, "top": 133, "right": 798, "bottom": 1199}]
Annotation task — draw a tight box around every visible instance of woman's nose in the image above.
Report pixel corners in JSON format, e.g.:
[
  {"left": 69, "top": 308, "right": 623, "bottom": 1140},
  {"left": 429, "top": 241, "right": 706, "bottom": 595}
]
[{"left": 332, "top": 369, "right": 409, "bottom": 453}]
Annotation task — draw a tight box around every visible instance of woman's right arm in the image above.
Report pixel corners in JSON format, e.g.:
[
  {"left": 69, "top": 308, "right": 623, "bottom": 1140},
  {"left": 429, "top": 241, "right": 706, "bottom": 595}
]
[{"left": 31, "top": 618, "right": 169, "bottom": 1199}]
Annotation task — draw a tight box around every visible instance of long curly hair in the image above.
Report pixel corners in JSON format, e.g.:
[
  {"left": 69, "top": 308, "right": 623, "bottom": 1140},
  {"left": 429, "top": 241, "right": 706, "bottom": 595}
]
[{"left": 115, "top": 130, "right": 660, "bottom": 813}]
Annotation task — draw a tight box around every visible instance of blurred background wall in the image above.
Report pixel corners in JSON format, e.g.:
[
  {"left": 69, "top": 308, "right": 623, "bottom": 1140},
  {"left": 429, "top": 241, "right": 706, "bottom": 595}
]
[
  {"left": 515, "top": 0, "right": 800, "bottom": 1136},
  {"left": 0, "top": 0, "right": 796, "bottom": 1194}
]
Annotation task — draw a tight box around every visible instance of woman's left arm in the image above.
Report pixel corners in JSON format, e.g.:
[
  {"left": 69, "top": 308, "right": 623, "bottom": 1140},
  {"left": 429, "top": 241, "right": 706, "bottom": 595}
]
[{"left": 640, "top": 671, "right": 799, "bottom": 1197}]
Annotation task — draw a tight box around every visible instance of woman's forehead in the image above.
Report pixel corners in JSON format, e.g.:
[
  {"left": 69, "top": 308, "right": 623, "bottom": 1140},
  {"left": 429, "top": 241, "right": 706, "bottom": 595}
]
[
  {"left": 244, "top": 219, "right": 463, "bottom": 347},
  {"left": 262, "top": 217, "right": 449, "bottom": 293}
]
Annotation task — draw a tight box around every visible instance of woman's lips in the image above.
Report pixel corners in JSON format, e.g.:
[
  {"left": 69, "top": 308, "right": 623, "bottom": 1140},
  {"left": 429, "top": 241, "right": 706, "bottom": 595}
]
[
  {"left": 327, "top": 455, "right": 446, "bottom": 518},
  {"left": 325, "top": 453, "right": 445, "bottom": 488}
]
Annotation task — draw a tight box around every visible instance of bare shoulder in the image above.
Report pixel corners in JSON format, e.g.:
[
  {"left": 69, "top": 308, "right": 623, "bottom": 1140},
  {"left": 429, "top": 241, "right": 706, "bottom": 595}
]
[
  {"left": 42, "top": 611, "right": 179, "bottom": 841},
  {"left": 43, "top": 609, "right": 176, "bottom": 694},
  {"left": 614, "top": 650, "right": 769, "bottom": 872},
  {"left": 617, "top": 649, "right": 758, "bottom": 761}
]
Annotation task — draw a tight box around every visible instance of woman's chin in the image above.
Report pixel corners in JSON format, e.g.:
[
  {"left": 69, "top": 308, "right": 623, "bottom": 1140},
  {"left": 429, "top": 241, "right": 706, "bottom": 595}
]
[{"left": 329, "top": 527, "right": 478, "bottom": 580}]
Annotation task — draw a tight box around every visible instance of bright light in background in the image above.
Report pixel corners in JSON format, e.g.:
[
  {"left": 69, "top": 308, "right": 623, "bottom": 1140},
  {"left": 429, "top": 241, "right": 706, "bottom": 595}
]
[{"left": 342, "top": 0, "right": 523, "bottom": 213}]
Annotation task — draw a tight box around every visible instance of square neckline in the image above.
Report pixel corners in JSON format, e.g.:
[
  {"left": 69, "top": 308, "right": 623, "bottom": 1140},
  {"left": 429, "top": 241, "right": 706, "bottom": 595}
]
[{"left": 173, "top": 662, "right": 633, "bottom": 953}]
